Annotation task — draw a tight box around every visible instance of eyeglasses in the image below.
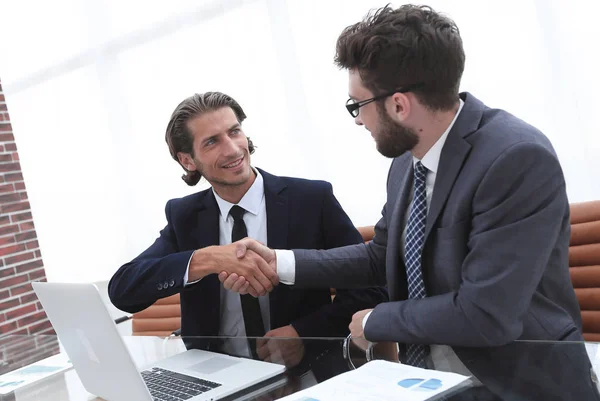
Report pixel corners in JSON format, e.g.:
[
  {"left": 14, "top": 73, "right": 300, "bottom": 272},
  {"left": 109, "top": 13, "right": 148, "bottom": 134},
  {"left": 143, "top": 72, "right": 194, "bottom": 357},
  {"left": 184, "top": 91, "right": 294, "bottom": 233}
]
[{"left": 345, "top": 83, "right": 425, "bottom": 118}]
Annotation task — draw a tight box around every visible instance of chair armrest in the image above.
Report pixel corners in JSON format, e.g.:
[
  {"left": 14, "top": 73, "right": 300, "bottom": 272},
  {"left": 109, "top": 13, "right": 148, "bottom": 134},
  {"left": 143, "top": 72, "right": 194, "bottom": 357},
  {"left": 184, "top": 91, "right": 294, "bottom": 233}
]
[{"left": 114, "top": 315, "right": 132, "bottom": 325}]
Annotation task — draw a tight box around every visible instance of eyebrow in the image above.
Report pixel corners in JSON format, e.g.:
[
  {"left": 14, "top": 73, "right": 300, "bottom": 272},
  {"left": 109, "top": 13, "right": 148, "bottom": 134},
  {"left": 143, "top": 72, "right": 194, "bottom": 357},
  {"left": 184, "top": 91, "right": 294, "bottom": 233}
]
[{"left": 227, "top": 123, "right": 241, "bottom": 133}]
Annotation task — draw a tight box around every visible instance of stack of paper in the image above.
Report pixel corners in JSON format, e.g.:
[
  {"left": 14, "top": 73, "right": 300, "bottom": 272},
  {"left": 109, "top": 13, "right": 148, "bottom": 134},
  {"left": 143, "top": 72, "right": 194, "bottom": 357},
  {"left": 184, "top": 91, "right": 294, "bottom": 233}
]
[{"left": 278, "top": 360, "right": 471, "bottom": 401}]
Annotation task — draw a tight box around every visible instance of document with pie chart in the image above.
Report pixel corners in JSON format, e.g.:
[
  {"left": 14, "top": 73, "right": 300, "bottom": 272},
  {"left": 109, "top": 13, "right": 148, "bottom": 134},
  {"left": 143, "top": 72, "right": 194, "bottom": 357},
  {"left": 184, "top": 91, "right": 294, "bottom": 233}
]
[{"left": 278, "top": 360, "right": 471, "bottom": 401}]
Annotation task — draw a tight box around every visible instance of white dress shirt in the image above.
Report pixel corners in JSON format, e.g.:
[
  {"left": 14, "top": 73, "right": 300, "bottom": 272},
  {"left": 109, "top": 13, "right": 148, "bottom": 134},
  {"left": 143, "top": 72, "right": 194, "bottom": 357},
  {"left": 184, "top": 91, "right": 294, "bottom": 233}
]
[
  {"left": 277, "top": 100, "right": 474, "bottom": 376},
  {"left": 185, "top": 169, "right": 271, "bottom": 357}
]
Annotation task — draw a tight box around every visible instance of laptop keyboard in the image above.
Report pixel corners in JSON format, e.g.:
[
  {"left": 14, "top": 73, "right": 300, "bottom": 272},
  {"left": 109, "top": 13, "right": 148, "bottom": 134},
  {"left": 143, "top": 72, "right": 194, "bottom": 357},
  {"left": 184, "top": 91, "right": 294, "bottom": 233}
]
[{"left": 141, "top": 367, "right": 222, "bottom": 401}]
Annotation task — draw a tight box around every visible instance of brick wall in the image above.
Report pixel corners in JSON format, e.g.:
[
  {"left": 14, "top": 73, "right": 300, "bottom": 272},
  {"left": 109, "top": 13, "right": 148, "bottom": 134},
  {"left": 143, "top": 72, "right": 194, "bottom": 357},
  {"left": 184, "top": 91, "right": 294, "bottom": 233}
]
[{"left": 0, "top": 78, "right": 58, "bottom": 373}]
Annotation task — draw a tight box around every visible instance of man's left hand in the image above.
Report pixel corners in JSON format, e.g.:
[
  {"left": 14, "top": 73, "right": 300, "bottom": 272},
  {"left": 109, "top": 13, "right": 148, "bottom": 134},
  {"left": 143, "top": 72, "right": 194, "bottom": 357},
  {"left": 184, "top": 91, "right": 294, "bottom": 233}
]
[
  {"left": 349, "top": 308, "right": 373, "bottom": 339},
  {"left": 256, "top": 325, "right": 305, "bottom": 368}
]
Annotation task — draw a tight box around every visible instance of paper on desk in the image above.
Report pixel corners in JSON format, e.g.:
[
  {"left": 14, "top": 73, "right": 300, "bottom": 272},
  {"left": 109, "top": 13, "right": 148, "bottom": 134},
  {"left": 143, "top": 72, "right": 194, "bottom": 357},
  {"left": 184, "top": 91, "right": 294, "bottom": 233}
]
[
  {"left": 277, "top": 360, "right": 470, "bottom": 401},
  {"left": 0, "top": 353, "right": 72, "bottom": 395}
]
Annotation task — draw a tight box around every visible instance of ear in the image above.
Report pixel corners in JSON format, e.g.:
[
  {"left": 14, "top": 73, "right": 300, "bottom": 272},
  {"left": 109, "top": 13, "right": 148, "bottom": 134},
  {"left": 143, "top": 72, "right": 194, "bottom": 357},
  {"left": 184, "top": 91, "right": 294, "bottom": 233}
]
[
  {"left": 177, "top": 152, "right": 197, "bottom": 172},
  {"left": 387, "top": 92, "right": 411, "bottom": 123}
]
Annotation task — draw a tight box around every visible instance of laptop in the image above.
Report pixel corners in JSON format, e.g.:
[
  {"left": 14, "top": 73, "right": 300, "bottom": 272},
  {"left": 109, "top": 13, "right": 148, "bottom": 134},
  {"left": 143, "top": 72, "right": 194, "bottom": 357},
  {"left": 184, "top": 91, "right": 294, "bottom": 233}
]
[{"left": 32, "top": 282, "right": 286, "bottom": 401}]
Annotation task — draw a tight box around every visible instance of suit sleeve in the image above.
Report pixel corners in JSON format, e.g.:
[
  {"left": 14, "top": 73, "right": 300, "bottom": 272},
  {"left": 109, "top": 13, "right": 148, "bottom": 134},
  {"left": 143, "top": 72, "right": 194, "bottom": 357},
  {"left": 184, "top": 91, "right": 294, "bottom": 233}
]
[
  {"left": 365, "top": 141, "right": 568, "bottom": 346},
  {"left": 108, "top": 200, "right": 194, "bottom": 313},
  {"left": 290, "top": 183, "right": 388, "bottom": 338},
  {"left": 292, "top": 186, "right": 390, "bottom": 288}
]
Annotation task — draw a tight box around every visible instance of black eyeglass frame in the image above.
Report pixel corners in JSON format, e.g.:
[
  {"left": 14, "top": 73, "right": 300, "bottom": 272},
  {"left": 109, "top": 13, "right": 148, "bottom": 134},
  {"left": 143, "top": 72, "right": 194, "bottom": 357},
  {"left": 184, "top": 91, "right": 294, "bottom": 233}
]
[{"left": 345, "top": 83, "right": 425, "bottom": 118}]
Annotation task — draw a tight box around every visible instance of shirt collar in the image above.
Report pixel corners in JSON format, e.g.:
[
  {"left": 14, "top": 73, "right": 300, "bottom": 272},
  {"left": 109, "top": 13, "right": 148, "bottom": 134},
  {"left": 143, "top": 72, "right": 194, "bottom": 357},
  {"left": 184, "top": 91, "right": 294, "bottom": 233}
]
[
  {"left": 213, "top": 167, "right": 264, "bottom": 218},
  {"left": 414, "top": 98, "right": 464, "bottom": 173}
]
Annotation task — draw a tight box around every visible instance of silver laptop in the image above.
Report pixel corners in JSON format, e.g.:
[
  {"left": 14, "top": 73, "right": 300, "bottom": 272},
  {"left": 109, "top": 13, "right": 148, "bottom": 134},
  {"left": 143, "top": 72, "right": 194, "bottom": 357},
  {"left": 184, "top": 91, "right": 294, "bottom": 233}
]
[{"left": 32, "top": 282, "right": 285, "bottom": 401}]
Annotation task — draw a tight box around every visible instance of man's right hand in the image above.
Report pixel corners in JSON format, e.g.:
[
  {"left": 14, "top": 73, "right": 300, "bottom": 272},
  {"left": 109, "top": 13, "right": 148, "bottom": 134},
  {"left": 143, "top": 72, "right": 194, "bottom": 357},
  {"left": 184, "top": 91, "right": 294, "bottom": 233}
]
[
  {"left": 218, "top": 239, "right": 278, "bottom": 294},
  {"left": 189, "top": 242, "right": 278, "bottom": 297}
]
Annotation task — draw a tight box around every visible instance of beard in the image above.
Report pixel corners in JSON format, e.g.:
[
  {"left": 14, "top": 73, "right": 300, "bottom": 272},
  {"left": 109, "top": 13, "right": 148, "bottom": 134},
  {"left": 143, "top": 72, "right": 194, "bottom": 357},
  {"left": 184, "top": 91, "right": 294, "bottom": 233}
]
[
  {"left": 193, "top": 153, "right": 252, "bottom": 188},
  {"left": 374, "top": 106, "right": 419, "bottom": 158}
]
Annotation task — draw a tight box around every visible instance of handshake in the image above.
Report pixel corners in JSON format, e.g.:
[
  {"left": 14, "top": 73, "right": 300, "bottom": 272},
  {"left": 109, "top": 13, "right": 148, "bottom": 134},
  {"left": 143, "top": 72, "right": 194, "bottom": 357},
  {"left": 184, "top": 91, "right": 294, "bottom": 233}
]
[{"left": 188, "top": 238, "right": 280, "bottom": 297}]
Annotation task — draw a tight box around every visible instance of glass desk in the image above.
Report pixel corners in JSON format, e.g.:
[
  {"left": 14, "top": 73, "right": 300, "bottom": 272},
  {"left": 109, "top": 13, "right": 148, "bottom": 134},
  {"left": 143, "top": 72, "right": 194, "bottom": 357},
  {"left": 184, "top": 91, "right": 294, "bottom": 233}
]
[{"left": 1, "top": 335, "right": 600, "bottom": 401}]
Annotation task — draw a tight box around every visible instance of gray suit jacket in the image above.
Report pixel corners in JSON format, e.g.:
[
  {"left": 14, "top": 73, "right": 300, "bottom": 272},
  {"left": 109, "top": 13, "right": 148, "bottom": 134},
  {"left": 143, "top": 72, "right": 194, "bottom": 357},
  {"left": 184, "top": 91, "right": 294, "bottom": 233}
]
[{"left": 294, "top": 93, "right": 598, "bottom": 400}]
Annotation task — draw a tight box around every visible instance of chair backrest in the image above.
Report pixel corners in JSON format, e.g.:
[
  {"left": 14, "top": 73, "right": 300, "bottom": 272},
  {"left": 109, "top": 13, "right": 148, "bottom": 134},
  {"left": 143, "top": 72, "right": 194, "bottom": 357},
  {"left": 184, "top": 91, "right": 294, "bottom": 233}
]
[
  {"left": 569, "top": 200, "right": 600, "bottom": 341},
  {"left": 131, "top": 226, "right": 377, "bottom": 336},
  {"left": 131, "top": 293, "right": 180, "bottom": 336}
]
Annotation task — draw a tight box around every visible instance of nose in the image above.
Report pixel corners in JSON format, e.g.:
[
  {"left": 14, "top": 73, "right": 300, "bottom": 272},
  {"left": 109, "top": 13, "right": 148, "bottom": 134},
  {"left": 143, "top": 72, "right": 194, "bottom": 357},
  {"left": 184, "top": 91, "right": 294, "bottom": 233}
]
[
  {"left": 354, "top": 114, "right": 363, "bottom": 126},
  {"left": 221, "top": 135, "right": 239, "bottom": 156}
]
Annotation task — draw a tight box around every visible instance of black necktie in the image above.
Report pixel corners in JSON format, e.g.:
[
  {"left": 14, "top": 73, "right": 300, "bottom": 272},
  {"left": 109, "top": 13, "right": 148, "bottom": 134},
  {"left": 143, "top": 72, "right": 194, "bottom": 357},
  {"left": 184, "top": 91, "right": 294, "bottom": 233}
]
[{"left": 229, "top": 205, "right": 265, "bottom": 359}]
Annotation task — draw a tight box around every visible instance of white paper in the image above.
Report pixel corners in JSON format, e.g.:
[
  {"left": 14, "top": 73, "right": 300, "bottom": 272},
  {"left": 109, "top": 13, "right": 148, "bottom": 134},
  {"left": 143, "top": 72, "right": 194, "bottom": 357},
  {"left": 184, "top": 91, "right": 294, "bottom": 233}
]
[
  {"left": 0, "top": 353, "right": 72, "bottom": 395},
  {"left": 278, "top": 360, "right": 471, "bottom": 401}
]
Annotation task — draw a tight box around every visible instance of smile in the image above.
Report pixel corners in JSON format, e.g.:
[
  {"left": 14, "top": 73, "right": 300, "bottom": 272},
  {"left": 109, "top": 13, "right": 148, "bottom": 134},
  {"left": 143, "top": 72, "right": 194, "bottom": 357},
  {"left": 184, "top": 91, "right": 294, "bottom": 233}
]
[{"left": 223, "top": 157, "right": 243, "bottom": 168}]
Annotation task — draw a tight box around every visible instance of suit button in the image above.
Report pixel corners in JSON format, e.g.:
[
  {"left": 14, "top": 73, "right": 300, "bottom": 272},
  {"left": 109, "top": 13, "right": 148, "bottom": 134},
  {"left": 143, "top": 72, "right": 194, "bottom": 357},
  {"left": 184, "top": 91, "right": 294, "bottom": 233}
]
[
  {"left": 157, "top": 283, "right": 163, "bottom": 290},
  {"left": 163, "top": 281, "right": 168, "bottom": 289},
  {"left": 169, "top": 280, "right": 175, "bottom": 287}
]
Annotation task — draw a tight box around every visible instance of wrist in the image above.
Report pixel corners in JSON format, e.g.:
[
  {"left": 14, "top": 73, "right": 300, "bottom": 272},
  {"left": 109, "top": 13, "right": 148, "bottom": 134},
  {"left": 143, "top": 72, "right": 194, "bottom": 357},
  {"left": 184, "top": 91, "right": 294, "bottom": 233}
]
[{"left": 189, "top": 247, "right": 217, "bottom": 281}]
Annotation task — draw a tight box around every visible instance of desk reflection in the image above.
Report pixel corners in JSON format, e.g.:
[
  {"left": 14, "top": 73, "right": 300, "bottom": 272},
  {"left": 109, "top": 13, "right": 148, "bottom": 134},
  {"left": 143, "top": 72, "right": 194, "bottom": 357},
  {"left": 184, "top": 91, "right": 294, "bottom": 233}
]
[{"left": 1, "top": 335, "right": 600, "bottom": 401}]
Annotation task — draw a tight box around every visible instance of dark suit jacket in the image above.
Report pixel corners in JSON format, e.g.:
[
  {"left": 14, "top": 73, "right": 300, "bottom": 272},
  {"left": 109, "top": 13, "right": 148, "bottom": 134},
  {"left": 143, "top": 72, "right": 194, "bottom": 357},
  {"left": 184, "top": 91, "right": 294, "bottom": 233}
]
[
  {"left": 292, "top": 93, "right": 599, "bottom": 400},
  {"left": 108, "top": 168, "right": 387, "bottom": 354}
]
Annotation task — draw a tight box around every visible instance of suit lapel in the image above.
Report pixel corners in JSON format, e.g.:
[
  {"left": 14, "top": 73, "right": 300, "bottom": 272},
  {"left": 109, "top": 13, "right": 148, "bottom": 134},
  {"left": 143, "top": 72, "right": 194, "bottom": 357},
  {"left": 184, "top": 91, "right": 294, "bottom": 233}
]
[
  {"left": 387, "top": 156, "right": 413, "bottom": 301},
  {"left": 191, "top": 189, "right": 221, "bottom": 249},
  {"left": 261, "top": 169, "right": 288, "bottom": 251},
  {"left": 423, "top": 93, "right": 482, "bottom": 242},
  {"left": 258, "top": 168, "right": 289, "bottom": 329},
  {"left": 423, "top": 135, "right": 470, "bottom": 240}
]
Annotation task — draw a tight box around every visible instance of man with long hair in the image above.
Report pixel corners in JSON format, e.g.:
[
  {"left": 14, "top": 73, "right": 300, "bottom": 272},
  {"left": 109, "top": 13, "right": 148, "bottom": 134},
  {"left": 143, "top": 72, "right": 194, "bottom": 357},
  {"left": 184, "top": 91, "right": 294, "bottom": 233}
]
[{"left": 109, "top": 91, "right": 387, "bottom": 370}]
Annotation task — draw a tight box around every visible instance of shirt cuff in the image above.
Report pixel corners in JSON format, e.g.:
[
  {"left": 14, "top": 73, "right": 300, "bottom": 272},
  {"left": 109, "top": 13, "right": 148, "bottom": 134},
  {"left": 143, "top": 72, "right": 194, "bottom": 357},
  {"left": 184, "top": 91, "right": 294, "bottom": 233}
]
[
  {"left": 183, "top": 250, "right": 201, "bottom": 286},
  {"left": 362, "top": 310, "right": 373, "bottom": 330},
  {"left": 275, "top": 250, "right": 295, "bottom": 285}
]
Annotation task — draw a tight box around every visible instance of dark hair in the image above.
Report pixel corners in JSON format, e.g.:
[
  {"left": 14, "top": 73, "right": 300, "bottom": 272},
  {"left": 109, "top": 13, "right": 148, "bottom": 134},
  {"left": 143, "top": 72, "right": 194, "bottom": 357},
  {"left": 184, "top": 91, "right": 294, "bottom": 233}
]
[
  {"left": 165, "top": 92, "right": 255, "bottom": 186},
  {"left": 334, "top": 4, "right": 465, "bottom": 111}
]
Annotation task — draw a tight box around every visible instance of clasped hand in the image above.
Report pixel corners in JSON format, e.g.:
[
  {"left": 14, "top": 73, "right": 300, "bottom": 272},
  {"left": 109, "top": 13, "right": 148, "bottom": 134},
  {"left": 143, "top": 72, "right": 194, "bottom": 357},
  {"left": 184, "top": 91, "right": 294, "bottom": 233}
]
[
  {"left": 256, "top": 325, "right": 305, "bottom": 368},
  {"left": 217, "top": 238, "right": 279, "bottom": 297}
]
